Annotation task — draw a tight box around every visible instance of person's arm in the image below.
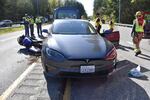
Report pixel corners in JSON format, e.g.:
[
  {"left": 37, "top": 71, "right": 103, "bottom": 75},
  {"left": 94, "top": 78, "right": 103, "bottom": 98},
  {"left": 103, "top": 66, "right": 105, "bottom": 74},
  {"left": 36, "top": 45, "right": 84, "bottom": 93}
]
[
  {"left": 131, "top": 20, "right": 136, "bottom": 37},
  {"left": 143, "top": 20, "right": 146, "bottom": 33}
]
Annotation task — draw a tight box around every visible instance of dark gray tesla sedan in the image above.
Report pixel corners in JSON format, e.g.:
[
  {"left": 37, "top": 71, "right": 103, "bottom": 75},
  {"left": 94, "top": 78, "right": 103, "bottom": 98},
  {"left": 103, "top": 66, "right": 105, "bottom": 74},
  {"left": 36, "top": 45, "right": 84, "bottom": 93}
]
[{"left": 41, "top": 19, "right": 118, "bottom": 77}]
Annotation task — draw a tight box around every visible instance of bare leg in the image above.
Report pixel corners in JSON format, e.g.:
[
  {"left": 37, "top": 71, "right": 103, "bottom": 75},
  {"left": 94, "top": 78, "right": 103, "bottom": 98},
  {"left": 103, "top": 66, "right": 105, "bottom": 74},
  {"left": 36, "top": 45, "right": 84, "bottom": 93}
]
[{"left": 134, "top": 33, "right": 143, "bottom": 56}]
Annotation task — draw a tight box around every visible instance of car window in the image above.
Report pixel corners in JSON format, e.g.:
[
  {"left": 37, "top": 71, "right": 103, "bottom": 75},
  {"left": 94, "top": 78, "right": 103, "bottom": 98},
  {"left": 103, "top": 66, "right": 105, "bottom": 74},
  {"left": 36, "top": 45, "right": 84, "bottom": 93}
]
[
  {"left": 57, "top": 10, "right": 77, "bottom": 19},
  {"left": 52, "top": 21, "right": 97, "bottom": 35}
]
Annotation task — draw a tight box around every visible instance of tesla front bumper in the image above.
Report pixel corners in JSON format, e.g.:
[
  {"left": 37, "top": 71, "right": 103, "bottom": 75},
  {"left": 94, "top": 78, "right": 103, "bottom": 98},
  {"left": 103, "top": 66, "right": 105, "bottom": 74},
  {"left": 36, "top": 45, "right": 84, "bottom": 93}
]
[{"left": 43, "top": 57, "right": 116, "bottom": 77}]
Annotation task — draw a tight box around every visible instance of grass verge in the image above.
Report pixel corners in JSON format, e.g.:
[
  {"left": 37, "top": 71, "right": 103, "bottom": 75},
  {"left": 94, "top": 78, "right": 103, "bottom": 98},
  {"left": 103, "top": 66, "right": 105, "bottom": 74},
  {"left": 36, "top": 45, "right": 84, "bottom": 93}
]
[
  {"left": 0, "top": 22, "right": 52, "bottom": 35},
  {"left": 0, "top": 26, "right": 24, "bottom": 35}
]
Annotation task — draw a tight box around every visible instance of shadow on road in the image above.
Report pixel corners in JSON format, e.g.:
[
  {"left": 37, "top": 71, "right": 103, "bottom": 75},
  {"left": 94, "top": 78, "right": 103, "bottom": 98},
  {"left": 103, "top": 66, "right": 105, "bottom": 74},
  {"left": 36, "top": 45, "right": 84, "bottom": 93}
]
[
  {"left": 44, "top": 75, "right": 67, "bottom": 100},
  {"left": 118, "top": 44, "right": 134, "bottom": 51},
  {"left": 17, "top": 48, "right": 41, "bottom": 57},
  {"left": 17, "top": 48, "right": 40, "bottom": 65},
  {"left": 118, "top": 44, "right": 150, "bottom": 61},
  {"left": 137, "top": 53, "right": 150, "bottom": 61},
  {"left": 70, "top": 60, "right": 150, "bottom": 100},
  {"left": 43, "top": 60, "right": 150, "bottom": 100}
]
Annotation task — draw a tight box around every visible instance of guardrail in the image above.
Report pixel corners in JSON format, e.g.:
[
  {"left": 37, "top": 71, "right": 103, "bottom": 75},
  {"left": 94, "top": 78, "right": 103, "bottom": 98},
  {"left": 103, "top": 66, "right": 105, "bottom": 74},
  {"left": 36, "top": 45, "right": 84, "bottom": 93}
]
[
  {"left": 115, "top": 23, "right": 133, "bottom": 28},
  {"left": 91, "top": 21, "right": 133, "bottom": 28}
]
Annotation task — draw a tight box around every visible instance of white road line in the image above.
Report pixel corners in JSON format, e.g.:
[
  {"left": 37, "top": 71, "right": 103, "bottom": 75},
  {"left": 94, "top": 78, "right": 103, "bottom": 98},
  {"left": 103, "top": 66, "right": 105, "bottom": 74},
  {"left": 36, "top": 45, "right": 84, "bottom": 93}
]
[
  {"left": 0, "top": 36, "right": 17, "bottom": 42},
  {"left": 0, "top": 63, "right": 37, "bottom": 100},
  {"left": 127, "top": 41, "right": 133, "bottom": 45},
  {"left": 109, "top": 64, "right": 130, "bottom": 76}
]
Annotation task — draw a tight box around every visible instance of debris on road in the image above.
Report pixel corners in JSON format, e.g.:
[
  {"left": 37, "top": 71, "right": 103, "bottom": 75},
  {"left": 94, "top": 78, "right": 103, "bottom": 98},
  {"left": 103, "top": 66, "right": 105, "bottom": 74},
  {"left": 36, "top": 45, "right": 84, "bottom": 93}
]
[{"left": 128, "top": 65, "right": 144, "bottom": 78}]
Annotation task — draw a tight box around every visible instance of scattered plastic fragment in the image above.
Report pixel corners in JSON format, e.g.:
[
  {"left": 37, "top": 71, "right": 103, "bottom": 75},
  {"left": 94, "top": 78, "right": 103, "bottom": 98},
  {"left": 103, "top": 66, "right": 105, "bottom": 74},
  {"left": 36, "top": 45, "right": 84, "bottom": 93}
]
[{"left": 128, "top": 65, "right": 144, "bottom": 78}]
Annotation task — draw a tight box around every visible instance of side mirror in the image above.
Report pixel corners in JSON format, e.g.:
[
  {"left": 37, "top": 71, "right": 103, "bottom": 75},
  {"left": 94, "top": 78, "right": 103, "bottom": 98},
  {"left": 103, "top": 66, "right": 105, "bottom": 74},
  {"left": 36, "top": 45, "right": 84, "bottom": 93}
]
[{"left": 42, "top": 29, "right": 48, "bottom": 33}]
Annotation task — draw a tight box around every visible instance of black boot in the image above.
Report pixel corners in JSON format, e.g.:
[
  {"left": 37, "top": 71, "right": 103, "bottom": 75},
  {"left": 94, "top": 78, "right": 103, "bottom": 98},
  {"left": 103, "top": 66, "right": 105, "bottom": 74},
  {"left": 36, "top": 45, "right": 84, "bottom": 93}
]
[{"left": 135, "top": 50, "right": 141, "bottom": 56}]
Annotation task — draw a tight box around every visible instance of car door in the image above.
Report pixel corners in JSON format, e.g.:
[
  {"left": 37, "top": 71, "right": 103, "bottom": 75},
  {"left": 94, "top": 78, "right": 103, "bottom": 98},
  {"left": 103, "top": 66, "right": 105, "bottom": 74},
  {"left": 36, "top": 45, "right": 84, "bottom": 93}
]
[{"left": 103, "top": 31, "right": 120, "bottom": 48}]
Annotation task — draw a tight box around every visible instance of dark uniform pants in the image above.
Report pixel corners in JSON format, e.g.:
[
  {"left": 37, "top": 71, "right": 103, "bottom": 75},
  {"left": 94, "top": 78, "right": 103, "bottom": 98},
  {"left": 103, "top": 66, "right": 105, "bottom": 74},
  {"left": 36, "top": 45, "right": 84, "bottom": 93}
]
[
  {"left": 30, "top": 24, "right": 34, "bottom": 37},
  {"left": 37, "top": 23, "right": 42, "bottom": 36},
  {"left": 24, "top": 25, "right": 29, "bottom": 37}
]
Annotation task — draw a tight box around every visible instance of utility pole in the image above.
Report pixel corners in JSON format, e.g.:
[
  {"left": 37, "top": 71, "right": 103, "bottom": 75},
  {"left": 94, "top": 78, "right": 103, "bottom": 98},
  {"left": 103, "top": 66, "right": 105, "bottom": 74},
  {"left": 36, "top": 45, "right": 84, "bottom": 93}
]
[{"left": 119, "top": 0, "right": 121, "bottom": 23}]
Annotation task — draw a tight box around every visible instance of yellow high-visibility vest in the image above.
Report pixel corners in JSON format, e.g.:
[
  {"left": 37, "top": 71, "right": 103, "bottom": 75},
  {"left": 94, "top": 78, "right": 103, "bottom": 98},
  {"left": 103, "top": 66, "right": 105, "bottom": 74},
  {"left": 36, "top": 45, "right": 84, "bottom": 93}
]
[
  {"left": 29, "top": 18, "right": 34, "bottom": 24},
  {"left": 134, "top": 19, "right": 146, "bottom": 32},
  {"left": 23, "top": 17, "right": 29, "bottom": 22},
  {"left": 95, "top": 18, "right": 102, "bottom": 27},
  {"left": 35, "top": 17, "right": 42, "bottom": 23},
  {"left": 109, "top": 21, "right": 114, "bottom": 30}
]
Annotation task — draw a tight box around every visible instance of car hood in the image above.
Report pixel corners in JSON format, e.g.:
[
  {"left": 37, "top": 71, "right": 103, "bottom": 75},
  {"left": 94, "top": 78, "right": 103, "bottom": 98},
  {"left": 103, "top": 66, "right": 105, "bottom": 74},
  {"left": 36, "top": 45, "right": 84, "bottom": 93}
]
[{"left": 47, "top": 34, "right": 110, "bottom": 59}]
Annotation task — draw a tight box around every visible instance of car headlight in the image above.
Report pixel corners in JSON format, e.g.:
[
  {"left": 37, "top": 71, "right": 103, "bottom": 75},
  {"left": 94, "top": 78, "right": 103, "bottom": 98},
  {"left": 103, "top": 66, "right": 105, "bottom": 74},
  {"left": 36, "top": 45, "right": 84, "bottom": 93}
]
[{"left": 45, "top": 48, "right": 65, "bottom": 61}]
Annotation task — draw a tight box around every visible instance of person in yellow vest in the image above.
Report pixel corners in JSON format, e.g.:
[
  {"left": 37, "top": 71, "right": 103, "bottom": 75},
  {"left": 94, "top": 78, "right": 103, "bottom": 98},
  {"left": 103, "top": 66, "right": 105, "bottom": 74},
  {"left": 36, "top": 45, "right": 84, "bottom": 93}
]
[
  {"left": 95, "top": 13, "right": 102, "bottom": 33},
  {"left": 131, "top": 11, "right": 146, "bottom": 56},
  {"left": 29, "top": 15, "right": 35, "bottom": 38},
  {"left": 35, "top": 16, "right": 43, "bottom": 37},
  {"left": 109, "top": 18, "right": 114, "bottom": 31},
  {"left": 22, "top": 14, "right": 30, "bottom": 37},
  {"left": 103, "top": 18, "right": 114, "bottom": 35}
]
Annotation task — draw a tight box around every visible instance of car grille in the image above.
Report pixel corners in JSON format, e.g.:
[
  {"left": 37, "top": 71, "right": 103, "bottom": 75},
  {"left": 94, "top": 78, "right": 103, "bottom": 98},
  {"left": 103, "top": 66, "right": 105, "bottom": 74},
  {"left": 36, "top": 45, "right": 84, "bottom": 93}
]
[{"left": 46, "top": 58, "right": 114, "bottom": 69}]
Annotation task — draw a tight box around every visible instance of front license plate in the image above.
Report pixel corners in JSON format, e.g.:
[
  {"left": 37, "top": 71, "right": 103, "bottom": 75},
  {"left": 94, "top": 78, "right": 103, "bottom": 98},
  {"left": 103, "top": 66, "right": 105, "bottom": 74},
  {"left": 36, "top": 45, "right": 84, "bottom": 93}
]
[{"left": 80, "top": 65, "right": 95, "bottom": 73}]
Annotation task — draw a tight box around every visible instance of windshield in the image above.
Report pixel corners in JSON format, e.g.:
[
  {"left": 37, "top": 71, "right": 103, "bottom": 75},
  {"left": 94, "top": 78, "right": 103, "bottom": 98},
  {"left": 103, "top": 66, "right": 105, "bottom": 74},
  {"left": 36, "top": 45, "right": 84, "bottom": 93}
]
[
  {"left": 52, "top": 21, "right": 97, "bottom": 35},
  {"left": 57, "top": 10, "right": 77, "bottom": 19}
]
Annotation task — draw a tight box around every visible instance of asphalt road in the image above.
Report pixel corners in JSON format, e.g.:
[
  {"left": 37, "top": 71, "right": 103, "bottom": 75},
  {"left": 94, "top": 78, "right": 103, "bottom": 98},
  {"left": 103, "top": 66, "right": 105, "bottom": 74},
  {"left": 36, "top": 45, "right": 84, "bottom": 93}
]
[
  {"left": 67, "top": 25, "right": 150, "bottom": 100},
  {"left": 0, "top": 25, "right": 50, "bottom": 95},
  {"left": 1, "top": 24, "right": 150, "bottom": 100}
]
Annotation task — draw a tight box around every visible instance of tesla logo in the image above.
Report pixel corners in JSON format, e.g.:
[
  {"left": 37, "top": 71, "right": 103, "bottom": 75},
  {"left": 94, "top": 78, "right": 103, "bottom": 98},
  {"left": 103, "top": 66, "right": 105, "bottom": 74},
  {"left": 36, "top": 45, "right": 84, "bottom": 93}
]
[{"left": 85, "top": 59, "right": 90, "bottom": 63}]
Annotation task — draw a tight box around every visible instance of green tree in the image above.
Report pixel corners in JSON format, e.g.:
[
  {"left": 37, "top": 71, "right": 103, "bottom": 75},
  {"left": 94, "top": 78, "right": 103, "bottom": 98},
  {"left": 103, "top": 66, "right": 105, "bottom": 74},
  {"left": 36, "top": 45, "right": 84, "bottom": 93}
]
[
  {"left": 0, "top": 0, "right": 6, "bottom": 20},
  {"left": 94, "top": 0, "right": 150, "bottom": 24},
  {"left": 16, "top": 0, "right": 34, "bottom": 20},
  {"left": 0, "top": 0, "right": 86, "bottom": 21}
]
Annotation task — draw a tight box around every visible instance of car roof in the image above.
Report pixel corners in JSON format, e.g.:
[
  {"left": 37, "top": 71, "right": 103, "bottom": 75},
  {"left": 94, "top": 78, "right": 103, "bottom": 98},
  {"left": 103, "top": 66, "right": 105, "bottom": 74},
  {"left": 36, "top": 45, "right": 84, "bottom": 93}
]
[
  {"left": 53, "top": 19, "right": 89, "bottom": 24},
  {"left": 55, "top": 6, "right": 79, "bottom": 11}
]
